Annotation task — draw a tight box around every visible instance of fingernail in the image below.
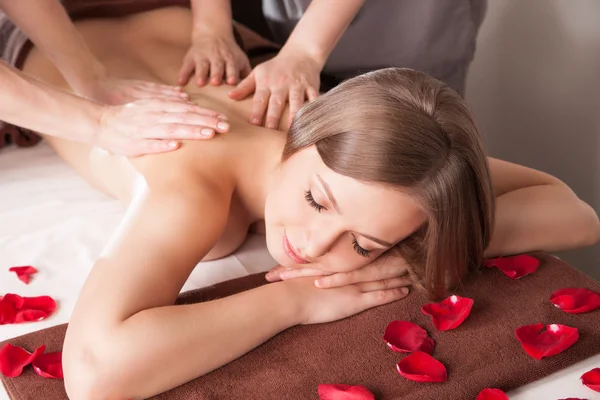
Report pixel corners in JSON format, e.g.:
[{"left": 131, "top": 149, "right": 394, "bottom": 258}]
[
  {"left": 251, "top": 117, "right": 261, "bottom": 125},
  {"left": 168, "top": 141, "right": 178, "bottom": 148},
  {"left": 315, "top": 278, "right": 326, "bottom": 288},
  {"left": 265, "top": 272, "right": 273, "bottom": 281},
  {"left": 401, "top": 287, "right": 410, "bottom": 294},
  {"left": 267, "top": 122, "right": 277, "bottom": 129},
  {"left": 217, "top": 122, "right": 229, "bottom": 131},
  {"left": 201, "top": 128, "right": 213, "bottom": 136},
  {"left": 179, "top": 92, "right": 189, "bottom": 99}
]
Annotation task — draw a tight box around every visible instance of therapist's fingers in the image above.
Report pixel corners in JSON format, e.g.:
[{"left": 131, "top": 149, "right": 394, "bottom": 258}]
[
  {"left": 210, "top": 59, "right": 225, "bottom": 86},
  {"left": 265, "top": 90, "right": 286, "bottom": 129},
  {"left": 288, "top": 87, "right": 305, "bottom": 127},
  {"left": 178, "top": 57, "right": 195, "bottom": 86},
  {"left": 228, "top": 73, "right": 256, "bottom": 101},
  {"left": 250, "top": 88, "right": 270, "bottom": 126},
  {"left": 195, "top": 59, "right": 210, "bottom": 86},
  {"left": 147, "top": 123, "right": 216, "bottom": 140},
  {"left": 154, "top": 113, "right": 230, "bottom": 133},
  {"left": 306, "top": 86, "right": 319, "bottom": 102},
  {"left": 225, "top": 59, "right": 240, "bottom": 85}
]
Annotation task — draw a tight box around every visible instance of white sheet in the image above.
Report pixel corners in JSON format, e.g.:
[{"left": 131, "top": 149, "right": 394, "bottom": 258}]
[{"left": 1, "top": 142, "right": 598, "bottom": 400}]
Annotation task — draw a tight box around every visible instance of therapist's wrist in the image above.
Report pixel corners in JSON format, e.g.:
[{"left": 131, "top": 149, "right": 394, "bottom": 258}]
[{"left": 279, "top": 41, "right": 328, "bottom": 70}]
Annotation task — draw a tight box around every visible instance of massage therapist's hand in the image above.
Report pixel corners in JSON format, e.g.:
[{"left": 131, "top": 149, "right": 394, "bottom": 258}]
[
  {"left": 265, "top": 253, "right": 412, "bottom": 289},
  {"left": 228, "top": 49, "right": 321, "bottom": 129},
  {"left": 282, "top": 277, "right": 410, "bottom": 325},
  {"left": 93, "top": 98, "right": 229, "bottom": 156},
  {"left": 177, "top": 30, "right": 251, "bottom": 87}
]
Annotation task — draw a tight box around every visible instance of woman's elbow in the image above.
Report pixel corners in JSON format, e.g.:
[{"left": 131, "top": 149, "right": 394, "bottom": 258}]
[
  {"left": 576, "top": 200, "right": 600, "bottom": 247},
  {"left": 63, "top": 339, "right": 127, "bottom": 400}
]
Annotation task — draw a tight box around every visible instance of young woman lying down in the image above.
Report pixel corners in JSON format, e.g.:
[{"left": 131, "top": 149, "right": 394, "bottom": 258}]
[{"left": 18, "top": 6, "right": 600, "bottom": 399}]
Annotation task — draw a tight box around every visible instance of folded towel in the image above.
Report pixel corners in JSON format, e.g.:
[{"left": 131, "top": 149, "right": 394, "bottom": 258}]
[{"left": 2, "top": 252, "right": 599, "bottom": 399}]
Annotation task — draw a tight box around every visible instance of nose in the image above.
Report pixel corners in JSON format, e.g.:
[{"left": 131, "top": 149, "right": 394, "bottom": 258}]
[{"left": 301, "top": 222, "right": 340, "bottom": 260}]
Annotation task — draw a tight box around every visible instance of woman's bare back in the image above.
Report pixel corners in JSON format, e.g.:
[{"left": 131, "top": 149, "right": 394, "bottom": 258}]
[{"left": 20, "top": 6, "right": 287, "bottom": 260}]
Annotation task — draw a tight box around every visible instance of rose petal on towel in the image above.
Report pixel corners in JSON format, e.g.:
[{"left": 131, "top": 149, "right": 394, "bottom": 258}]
[
  {"left": 317, "top": 384, "right": 375, "bottom": 400},
  {"left": 32, "top": 351, "right": 63, "bottom": 379},
  {"left": 550, "top": 288, "right": 600, "bottom": 314},
  {"left": 0, "top": 344, "right": 45, "bottom": 378},
  {"left": 396, "top": 351, "right": 447, "bottom": 383},
  {"left": 0, "top": 294, "right": 56, "bottom": 325},
  {"left": 580, "top": 367, "right": 600, "bottom": 392},
  {"left": 514, "top": 323, "right": 579, "bottom": 360},
  {"left": 8, "top": 266, "right": 38, "bottom": 284},
  {"left": 475, "top": 388, "right": 509, "bottom": 400},
  {"left": 483, "top": 254, "right": 540, "bottom": 279},
  {"left": 421, "top": 295, "right": 474, "bottom": 331},
  {"left": 383, "top": 320, "right": 434, "bottom": 354}
]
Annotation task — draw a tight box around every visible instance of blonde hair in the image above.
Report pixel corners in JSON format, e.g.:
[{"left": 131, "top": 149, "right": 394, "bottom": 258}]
[{"left": 282, "top": 68, "right": 495, "bottom": 299}]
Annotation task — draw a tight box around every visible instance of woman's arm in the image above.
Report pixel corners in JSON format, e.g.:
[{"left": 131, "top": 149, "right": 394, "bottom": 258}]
[
  {"left": 62, "top": 163, "right": 300, "bottom": 399},
  {"left": 486, "top": 157, "right": 600, "bottom": 257}
]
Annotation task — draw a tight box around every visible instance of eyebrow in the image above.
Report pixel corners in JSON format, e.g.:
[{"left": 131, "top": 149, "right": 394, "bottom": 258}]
[{"left": 316, "top": 174, "right": 394, "bottom": 248}]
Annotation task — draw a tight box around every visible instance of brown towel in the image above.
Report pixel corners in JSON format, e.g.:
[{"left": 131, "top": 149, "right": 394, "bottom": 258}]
[{"left": 2, "top": 253, "right": 600, "bottom": 399}]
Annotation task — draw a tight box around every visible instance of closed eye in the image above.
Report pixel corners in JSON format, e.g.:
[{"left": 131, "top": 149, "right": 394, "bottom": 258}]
[
  {"left": 352, "top": 235, "right": 371, "bottom": 258},
  {"left": 304, "top": 190, "right": 326, "bottom": 212}
]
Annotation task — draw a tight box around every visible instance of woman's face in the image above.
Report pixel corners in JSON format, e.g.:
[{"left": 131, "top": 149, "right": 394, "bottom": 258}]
[{"left": 264, "top": 146, "right": 427, "bottom": 273}]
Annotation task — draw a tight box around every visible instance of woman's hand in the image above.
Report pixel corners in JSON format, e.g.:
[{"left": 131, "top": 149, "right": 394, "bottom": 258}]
[
  {"left": 282, "top": 277, "right": 410, "bottom": 325},
  {"left": 266, "top": 253, "right": 413, "bottom": 289},
  {"left": 177, "top": 33, "right": 251, "bottom": 87},
  {"left": 228, "top": 50, "right": 321, "bottom": 129},
  {"left": 93, "top": 98, "right": 230, "bottom": 156}
]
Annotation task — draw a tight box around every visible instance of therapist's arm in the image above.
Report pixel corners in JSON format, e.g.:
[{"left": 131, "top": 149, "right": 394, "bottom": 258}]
[
  {"left": 0, "top": 61, "right": 228, "bottom": 156},
  {"left": 0, "top": 0, "right": 186, "bottom": 104},
  {"left": 229, "top": 0, "right": 365, "bottom": 128}
]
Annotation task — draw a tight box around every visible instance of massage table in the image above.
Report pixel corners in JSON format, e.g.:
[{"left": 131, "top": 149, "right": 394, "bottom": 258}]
[{"left": 1, "top": 142, "right": 599, "bottom": 399}]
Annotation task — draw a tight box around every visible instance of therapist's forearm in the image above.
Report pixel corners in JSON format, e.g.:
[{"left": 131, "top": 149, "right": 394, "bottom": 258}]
[
  {"left": 0, "top": 61, "right": 101, "bottom": 143},
  {"left": 0, "top": 0, "right": 106, "bottom": 94},
  {"left": 281, "top": 0, "right": 365, "bottom": 67},
  {"left": 190, "top": 0, "right": 234, "bottom": 38},
  {"left": 486, "top": 184, "right": 600, "bottom": 257}
]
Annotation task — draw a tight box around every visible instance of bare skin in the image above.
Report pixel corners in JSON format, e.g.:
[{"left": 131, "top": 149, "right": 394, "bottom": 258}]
[{"left": 20, "top": 7, "right": 600, "bottom": 399}]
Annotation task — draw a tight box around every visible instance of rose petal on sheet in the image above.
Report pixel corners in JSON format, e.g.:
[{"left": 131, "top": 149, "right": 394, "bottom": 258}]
[
  {"left": 580, "top": 367, "right": 600, "bottom": 392},
  {"left": 483, "top": 254, "right": 540, "bottom": 279},
  {"left": 514, "top": 323, "right": 579, "bottom": 360},
  {"left": 15, "top": 295, "right": 57, "bottom": 323},
  {"left": 550, "top": 288, "right": 600, "bottom": 314},
  {"left": 421, "top": 295, "right": 474, "bottom": 331},
  {"left": 317, "top": 384, "right": 375, "bottom": 400},
  {"left": 383, "top": 320, "right": 434, "bottom": 354},
  {"left": 31, "top": 351, "right": 63, "bottom": 379},
  {"left": 396, "top": 351, "right": 447, "bottom": 383},
  {"left": 475, "top": 388, "right": 509, "bottom": 400},
  {"left": 0, "top": 294, "right": 56, "bottom": 325},
  {"left": 0, "top": 344, "right": 46, "bottom": 378},
  {"left": 8, "top": 266, "right": 38, "bottom": 284}
]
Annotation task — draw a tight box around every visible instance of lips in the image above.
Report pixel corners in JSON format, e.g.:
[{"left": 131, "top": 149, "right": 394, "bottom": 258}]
[{"left": 283, "top": 232, "right": 308, "bottom": 264}]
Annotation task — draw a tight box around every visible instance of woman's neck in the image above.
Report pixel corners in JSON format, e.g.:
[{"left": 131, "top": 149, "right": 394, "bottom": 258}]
[{"left": 232, "top": 126, "right": 286, "bottom": 222}]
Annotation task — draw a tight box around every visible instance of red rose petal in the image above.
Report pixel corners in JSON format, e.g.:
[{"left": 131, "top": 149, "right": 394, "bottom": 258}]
[
  {"left": 32, "top": 351, "right": 63, "bottom": 379},
  {"left": 483, "top": 254, "right": 540, "bottom": 279},
  {"left": 8, "top": 266, "right": 38, "bottom": 284},
  {"left": 514, "top": 323, "right": 579, "bottom": 360},
  {"left": 475, "top": 388, "right": 509, "bottom": 400},
  {"left": 580, "top": 367, "right": 600, "bottom": 392},
  {"left": 396, "top": 351, "right": 447, "bottom": 383},
  {"left": 421, "top": 295, "right": 474, "bottom": 331},
  {"left": 550, "top": 288, "right": 600, "bottom": 314},
  {"left": 0, "top": 344, "right": 45, "bottom": 377},
  {"left": 317, "top": 384, "right": 375, "bottom": 400},
  {"left": 0, "top": 294, "right": 56, "bottom": 325},
  {"left": 383, "top": 320, "right": 434, "bottom": 354}
]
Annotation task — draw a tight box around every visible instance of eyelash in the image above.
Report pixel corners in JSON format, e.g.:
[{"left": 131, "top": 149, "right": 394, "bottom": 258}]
[
  {"left": 304, "top": 190, "right": 370, "bottom": 258},
  {"left": 304, "top": 190, "right": 325, "bottom": 212}
]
